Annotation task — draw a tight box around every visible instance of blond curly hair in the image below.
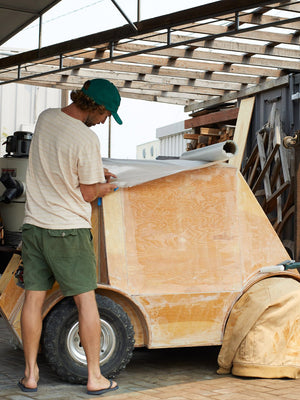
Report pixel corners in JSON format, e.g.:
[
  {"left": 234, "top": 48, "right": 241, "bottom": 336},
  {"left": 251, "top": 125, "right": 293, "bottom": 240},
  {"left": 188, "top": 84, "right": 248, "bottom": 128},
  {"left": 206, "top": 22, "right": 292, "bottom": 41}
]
[{"left": 70, "top": 81, "right": 107, "bottom": 114}]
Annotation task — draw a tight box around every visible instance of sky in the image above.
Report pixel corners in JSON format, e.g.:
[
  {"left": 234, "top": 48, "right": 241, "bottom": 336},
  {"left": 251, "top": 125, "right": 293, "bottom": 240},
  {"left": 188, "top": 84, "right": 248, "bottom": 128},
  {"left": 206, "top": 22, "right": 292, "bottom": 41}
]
[{"left": 2, "top": 0, "right": 210, "bottom": 158}]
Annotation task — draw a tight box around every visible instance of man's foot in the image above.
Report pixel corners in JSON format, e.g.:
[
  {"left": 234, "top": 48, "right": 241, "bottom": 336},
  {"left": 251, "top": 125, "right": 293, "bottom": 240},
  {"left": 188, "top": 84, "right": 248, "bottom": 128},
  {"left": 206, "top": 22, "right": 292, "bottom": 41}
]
[
  {"left": 18, "top": 377, "right": 38, "bottom": 392},
  {"left": 87, "top": 378, "right": 118, "bottom": 395}
]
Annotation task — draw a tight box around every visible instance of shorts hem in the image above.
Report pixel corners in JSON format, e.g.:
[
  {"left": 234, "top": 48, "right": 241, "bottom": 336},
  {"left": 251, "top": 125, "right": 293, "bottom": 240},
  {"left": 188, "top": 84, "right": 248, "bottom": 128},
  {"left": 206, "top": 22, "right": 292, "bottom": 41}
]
[
  {"left": 24, "top": 286, "right": 53, "bottom": 292},
  {"left": 61, "top": 285, "right": 98, "bottom": 297}
]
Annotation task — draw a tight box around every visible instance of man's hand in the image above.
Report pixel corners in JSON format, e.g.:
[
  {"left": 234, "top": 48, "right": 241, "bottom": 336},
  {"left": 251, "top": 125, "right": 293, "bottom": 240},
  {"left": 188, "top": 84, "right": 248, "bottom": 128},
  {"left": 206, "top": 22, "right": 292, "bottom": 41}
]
[
  {"left": 96, "top": 182, "right": 118, "bottom": 197},
  {"left": 104, "top": 168, "right": 117, "bottom": 183}
]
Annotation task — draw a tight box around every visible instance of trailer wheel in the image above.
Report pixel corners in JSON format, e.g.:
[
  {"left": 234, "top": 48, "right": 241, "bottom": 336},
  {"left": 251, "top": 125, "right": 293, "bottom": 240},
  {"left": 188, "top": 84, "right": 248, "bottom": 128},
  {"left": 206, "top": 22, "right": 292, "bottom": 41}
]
[{"left": 42, "top": 294, "right": 135, "bottom": 384}]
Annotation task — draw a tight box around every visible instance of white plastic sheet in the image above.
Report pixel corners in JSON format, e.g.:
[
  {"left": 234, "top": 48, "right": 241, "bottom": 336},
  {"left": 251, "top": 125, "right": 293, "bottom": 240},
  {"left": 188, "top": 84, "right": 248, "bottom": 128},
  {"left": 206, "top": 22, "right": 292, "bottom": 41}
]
[
  {"left": 180, "top": 140, "right": 237, "bottom": 161},
  {"left": 103, "top": 140, "right": 238, "bottom": 188}
]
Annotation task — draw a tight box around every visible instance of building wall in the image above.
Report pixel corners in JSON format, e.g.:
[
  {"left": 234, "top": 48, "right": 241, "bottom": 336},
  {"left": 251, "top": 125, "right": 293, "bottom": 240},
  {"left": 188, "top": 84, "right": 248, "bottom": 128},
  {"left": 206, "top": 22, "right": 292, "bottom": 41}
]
[
  {"left": 156, "top": 120, "right": 190, "bottom": 158},
  {"left": 136, "top": 140, "right": 160, "bottom": 160},
  {"left": 0, "top": 83, "right": 61, "bottom": 156},
  {"left": 159, "top": 133, "right": 186, "bottom": 157},
  {"left": 136, "top": 120, "right": 191, "bottom": 160}
]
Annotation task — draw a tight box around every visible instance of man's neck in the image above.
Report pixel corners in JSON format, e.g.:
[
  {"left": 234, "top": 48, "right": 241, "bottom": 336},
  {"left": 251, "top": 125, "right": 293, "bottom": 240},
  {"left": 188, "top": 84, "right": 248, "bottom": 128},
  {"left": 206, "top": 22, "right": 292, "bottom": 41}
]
[{"left": 61, "top": 103, "right": 87, "bottom": 123}]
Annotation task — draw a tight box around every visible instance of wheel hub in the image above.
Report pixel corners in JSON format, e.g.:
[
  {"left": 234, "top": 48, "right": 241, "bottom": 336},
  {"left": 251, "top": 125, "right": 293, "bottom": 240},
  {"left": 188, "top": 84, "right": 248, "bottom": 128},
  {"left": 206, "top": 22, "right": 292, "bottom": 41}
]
[{"left": 66, "top": 319, "right": 117, "bottom": 366}]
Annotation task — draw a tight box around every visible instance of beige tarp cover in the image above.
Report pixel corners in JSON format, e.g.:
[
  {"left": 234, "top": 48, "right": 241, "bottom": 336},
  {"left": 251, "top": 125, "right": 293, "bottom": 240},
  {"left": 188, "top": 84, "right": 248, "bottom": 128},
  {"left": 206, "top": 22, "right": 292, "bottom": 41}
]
[{"left": 217, "top": 277, "right": 300, "bottom": 379}]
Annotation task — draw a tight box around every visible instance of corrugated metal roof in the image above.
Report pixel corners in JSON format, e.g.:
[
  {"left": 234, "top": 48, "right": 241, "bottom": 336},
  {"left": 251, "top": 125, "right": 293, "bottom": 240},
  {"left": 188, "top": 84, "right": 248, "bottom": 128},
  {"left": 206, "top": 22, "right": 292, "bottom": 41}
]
[{"left": 0, "top": 0, "right": 299, "bottom": 112}]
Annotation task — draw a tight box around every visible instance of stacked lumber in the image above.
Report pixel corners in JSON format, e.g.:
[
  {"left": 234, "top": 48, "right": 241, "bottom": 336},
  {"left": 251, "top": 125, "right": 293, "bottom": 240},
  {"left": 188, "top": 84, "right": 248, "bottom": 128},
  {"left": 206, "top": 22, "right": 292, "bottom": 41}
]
[
  {"left": 184, "top": 125, "right": 235, "bottom": 150},
  {"left": 184, "top": 106, "right": 238, "bottom": 151}
]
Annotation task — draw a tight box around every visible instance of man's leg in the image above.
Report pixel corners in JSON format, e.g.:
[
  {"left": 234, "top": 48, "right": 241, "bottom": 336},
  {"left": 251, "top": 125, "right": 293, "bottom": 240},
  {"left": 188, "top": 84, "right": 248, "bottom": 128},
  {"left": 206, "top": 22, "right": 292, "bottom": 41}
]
[
  {"left": 20, "top": 290, "right": 47, "bottom": 389},
  {"left": 73, "top": 290, "right": 117, "bottom": 392}
]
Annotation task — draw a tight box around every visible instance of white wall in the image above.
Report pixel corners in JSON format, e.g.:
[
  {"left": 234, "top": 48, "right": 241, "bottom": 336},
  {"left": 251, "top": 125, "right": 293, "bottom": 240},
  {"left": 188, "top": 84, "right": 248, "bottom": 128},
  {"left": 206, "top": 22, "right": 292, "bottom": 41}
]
[
  {"left": 0, "top": 83, "right": 61, "bottom": 156},
  {"left": 136, "top": 140, "right": 160, "bottom": 160}
]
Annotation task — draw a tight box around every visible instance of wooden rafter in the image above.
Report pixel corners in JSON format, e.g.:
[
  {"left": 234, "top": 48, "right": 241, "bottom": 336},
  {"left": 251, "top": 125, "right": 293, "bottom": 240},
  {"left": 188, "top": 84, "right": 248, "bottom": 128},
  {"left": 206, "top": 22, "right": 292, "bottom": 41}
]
[{"left": 0, "top": 0, "right": 299, "bottom": 107}]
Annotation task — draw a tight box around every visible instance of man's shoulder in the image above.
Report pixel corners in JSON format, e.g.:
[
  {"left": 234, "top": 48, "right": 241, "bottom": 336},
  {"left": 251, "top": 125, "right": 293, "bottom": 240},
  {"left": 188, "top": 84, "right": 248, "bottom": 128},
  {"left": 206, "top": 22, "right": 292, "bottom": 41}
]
[{"left": 38, "top": 108, "right": 61, "bottom": 119}]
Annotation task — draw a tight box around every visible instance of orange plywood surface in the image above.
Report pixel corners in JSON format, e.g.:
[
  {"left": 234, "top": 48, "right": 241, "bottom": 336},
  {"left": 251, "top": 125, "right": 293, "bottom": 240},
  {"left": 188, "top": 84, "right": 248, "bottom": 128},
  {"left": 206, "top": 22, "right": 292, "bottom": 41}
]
[
  {"left": 102, "top": 191, "right": 128, "bottom": 290},
  {"left": 104, "top": 164, "right": 288, "bottom": 295},
  {"left": 137, "top": 292, "right": 237, "bottom": 347}
]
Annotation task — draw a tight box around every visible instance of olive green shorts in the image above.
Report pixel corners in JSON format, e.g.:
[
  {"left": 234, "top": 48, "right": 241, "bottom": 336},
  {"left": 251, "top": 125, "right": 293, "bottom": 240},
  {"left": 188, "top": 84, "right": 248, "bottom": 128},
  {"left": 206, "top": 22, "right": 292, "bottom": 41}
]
[{"left": 22, "top": 224, "right": 97, "bottom": 296}]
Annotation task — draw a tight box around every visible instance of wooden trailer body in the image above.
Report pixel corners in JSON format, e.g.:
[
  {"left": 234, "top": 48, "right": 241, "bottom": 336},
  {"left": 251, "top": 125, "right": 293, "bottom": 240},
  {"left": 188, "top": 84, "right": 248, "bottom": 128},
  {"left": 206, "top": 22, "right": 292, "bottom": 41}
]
[{"left": 0, "top": 163, "right": 298, "bottom": 352}]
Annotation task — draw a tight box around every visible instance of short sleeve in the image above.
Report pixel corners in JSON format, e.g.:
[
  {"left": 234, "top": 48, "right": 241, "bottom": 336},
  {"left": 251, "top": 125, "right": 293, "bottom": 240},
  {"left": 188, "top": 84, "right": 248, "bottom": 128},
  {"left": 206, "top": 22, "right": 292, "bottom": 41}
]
[{"left": 77, "top": 135, "right": 105, "bottom": 184}]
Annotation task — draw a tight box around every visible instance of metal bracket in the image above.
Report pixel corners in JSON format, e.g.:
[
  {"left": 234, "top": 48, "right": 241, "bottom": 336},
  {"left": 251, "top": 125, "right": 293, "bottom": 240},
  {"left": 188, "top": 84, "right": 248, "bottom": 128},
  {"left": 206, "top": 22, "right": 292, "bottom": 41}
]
[
  {"left": 283, "top": 131, "right": 300, "bottom": 149},
  {"left": 292, "top": 92, "right": 300, "bottom": 101}
]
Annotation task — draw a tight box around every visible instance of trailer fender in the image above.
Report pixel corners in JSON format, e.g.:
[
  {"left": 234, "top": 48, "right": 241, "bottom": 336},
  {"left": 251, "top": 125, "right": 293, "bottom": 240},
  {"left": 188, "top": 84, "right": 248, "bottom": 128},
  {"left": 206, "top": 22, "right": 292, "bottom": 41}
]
[
  {"left": 42, "top": 283, "right": 150, "bottom": 347},
  {"left": 95, "top": 286, "right": 150, "bottom": 347}
]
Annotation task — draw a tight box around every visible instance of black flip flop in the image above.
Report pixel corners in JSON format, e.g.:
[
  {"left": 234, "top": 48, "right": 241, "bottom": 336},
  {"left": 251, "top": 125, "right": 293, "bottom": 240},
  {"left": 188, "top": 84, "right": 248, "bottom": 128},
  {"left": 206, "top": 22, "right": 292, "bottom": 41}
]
[
  {"left": 18, "top": 378, "right": 38, "bottom": 392},
  {"left": 87, "top": 379, "right": 119, "bottom": 395}
]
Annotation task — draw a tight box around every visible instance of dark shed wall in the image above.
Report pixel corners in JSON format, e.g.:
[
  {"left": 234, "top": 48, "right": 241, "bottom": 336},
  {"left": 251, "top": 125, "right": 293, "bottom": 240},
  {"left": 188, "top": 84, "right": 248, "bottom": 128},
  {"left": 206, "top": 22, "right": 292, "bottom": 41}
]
[{"left": 242, "top": 73, "right": 300, "bottom": 259}]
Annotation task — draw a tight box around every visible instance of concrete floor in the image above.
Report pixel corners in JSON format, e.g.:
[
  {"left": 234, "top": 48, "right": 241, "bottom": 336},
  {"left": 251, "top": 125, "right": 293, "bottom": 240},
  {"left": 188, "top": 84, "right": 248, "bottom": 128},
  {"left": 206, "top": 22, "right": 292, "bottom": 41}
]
[{"left": 1, "top": 316, "right": 300, "bottom": 400}]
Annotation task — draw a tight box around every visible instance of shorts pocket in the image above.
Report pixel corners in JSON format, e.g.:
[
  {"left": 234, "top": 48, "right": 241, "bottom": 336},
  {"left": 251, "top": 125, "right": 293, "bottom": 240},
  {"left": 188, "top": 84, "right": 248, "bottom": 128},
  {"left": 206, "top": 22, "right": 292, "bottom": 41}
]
[
  {"left": 46, "top": 229, "right": 80, "bottom": 257},
  {"left": 47, "top": 229, "right": 78, "bottom": 238}
]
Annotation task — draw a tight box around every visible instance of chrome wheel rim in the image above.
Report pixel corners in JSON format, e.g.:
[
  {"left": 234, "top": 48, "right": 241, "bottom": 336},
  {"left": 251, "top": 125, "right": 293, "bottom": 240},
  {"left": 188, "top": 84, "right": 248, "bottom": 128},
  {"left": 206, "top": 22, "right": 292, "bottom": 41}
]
[{"left": 67, "top": 319, "right": 116, "bottom": 366}]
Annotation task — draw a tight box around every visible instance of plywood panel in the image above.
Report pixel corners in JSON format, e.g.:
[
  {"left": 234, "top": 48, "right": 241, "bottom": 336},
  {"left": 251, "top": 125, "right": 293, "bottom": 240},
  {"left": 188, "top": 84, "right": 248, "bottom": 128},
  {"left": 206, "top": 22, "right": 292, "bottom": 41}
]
[
  {"left": 102, "top": 163, "right": 292, "bottom": 347},
  {"left": 0, "top": 254, "right": 24, "bottom": 343},
  {"left": 104, "top": 164, "right": 290, "bottom": 296},
  {"left": 136, "top": 292, "right": 237, "bottom": 347},
  {"left": 102, "top": 191, "right": 128, "bottom": 290},
  {"left": 123, "top": 165, "right": 243, "bottom": 295},
  {"left": 0, "top": 254, "right": 24, "bottom": 320},
  {"left": 0, "top": 253, "right": 20, "bottom": 294}
]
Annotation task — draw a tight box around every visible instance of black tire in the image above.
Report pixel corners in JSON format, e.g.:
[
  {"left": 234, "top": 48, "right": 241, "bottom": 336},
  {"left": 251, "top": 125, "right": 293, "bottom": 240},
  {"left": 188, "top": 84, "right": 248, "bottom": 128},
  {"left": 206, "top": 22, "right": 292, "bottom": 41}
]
[{"left": 42, "top": 294, "right": 135, "bottom": 384}]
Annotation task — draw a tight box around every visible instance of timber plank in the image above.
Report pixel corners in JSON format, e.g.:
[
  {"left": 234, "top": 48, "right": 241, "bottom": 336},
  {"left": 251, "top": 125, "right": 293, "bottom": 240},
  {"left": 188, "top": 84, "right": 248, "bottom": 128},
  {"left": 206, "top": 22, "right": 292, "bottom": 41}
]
[
  {"left": 200, "top": 127, "right": 220, "bottom": 136},
  {"left": 228, "top": 97, "right": 255, "bottom": 169},
  {"left": 183, "top": 133, "right": 200, "bottom": 140},
  {"left": 184, "top": 107, "right": 239, "bottom": 129},
  {"left": 0, "top": 254, "right": 21, "bottom": 295}
]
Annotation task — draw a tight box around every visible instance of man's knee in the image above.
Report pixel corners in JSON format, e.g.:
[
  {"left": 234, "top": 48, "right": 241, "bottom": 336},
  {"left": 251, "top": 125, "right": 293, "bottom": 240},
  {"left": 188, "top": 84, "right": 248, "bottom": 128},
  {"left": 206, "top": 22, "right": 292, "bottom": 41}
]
[{"left": 73, "top": 290, "right": 97, "bottom": 311}]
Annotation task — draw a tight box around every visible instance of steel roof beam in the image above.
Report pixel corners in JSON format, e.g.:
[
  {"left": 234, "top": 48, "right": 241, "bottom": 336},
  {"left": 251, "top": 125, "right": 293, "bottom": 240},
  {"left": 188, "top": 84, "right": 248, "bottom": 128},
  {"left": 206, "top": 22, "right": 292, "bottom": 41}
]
[{"left": 0, "top": 0, "right": 289, "bottom": 70}]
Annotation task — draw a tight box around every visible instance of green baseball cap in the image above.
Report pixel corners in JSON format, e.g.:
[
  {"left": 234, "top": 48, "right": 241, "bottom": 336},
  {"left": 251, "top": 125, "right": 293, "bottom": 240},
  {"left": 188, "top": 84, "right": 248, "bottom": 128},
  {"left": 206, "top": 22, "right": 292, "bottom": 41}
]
[{"left": 81, "top": 79, "right": 122, "bottom": 125}]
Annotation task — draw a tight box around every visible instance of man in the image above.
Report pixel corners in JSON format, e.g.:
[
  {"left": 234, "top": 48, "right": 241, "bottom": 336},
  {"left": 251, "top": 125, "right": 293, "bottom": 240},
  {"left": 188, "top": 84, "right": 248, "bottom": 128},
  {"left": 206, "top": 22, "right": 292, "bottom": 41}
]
[{"left": 19, "top": 79, "right": 121, "bottom": 395}]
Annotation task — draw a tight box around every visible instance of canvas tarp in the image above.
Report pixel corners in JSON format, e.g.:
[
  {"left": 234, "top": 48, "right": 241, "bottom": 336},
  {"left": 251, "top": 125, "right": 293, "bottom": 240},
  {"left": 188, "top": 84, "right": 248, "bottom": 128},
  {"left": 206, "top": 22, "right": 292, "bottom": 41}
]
[{"left": 217, "top": 277, "right": 300, "bottom": 379}]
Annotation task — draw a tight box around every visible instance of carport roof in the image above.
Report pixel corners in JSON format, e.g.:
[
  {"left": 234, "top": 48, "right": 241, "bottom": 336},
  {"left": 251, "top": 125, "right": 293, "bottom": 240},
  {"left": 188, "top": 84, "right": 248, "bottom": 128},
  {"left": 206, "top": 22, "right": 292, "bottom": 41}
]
[
  {"left": 0, "top": 0, "right": 299, "bottom": 113},
  {"left": 0, "top": 1, "right": 62, "bottom": 46}
]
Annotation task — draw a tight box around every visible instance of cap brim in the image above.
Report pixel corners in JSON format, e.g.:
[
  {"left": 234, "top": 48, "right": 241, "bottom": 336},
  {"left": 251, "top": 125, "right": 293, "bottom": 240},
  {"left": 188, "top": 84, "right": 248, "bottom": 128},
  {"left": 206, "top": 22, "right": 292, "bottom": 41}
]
[{"left": 112, "top": 112, "right": 122, "bottom": 125}]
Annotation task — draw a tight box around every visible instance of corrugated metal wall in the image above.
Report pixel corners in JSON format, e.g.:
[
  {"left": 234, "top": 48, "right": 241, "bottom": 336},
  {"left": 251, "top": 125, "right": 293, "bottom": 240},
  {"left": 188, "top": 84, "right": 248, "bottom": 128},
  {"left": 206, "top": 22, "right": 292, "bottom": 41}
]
[
  {"left": 156, "top": 120, "right": 190, "bottom": 158},
  {"left": 243, "top": 73, "right": 300, "bottom": 259},
  {"left": 159, "top": 133, "right": 186, "bottom": 157},
  {"left": 246, "top": 74, "right": 300, "bottom": 160}
]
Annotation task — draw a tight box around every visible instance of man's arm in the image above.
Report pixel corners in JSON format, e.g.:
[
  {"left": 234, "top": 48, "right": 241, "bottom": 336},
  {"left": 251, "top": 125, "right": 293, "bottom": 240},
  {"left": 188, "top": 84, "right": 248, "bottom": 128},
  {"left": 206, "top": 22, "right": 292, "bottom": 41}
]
[{"left": 80, "top": 181, "right": 117, "bottom": 203}]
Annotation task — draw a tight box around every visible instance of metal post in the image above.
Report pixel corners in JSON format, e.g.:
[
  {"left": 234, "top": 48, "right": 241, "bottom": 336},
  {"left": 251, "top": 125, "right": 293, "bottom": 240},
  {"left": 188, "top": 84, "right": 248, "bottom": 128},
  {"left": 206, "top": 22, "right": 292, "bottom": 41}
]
[
  {"left": 109, "top": 41, "right": 114, "bottom": 59},
  {"left": 108, "top": 116, "right": 111, "bottom": 158},
  {"left": 294, "top": 141, "right": 300, "bottom": 261},
  {"left": 283, "top": 131, "right": 300, "bottom": 261},
  {"left": 38, "top": 15, "right": 43, "bottom": 48},
  {"left": 167, "top": 28, "right": 171, "bottom": 45},
  {"left": 59, "top": 54, "right": 63, "bottom": 70},
  {"left": 235, "top": 11, "right": 239, "bottom": 31},
  {"left": 137, "top": 0, "right": 141, "bottom": 22}
]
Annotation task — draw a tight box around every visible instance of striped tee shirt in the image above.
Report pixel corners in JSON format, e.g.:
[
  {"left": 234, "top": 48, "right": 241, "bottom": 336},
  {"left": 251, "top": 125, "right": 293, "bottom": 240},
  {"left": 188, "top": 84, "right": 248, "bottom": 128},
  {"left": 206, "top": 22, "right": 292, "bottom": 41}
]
[{"left": 24, "top": 108, "right": 105, "bottom": 229}]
